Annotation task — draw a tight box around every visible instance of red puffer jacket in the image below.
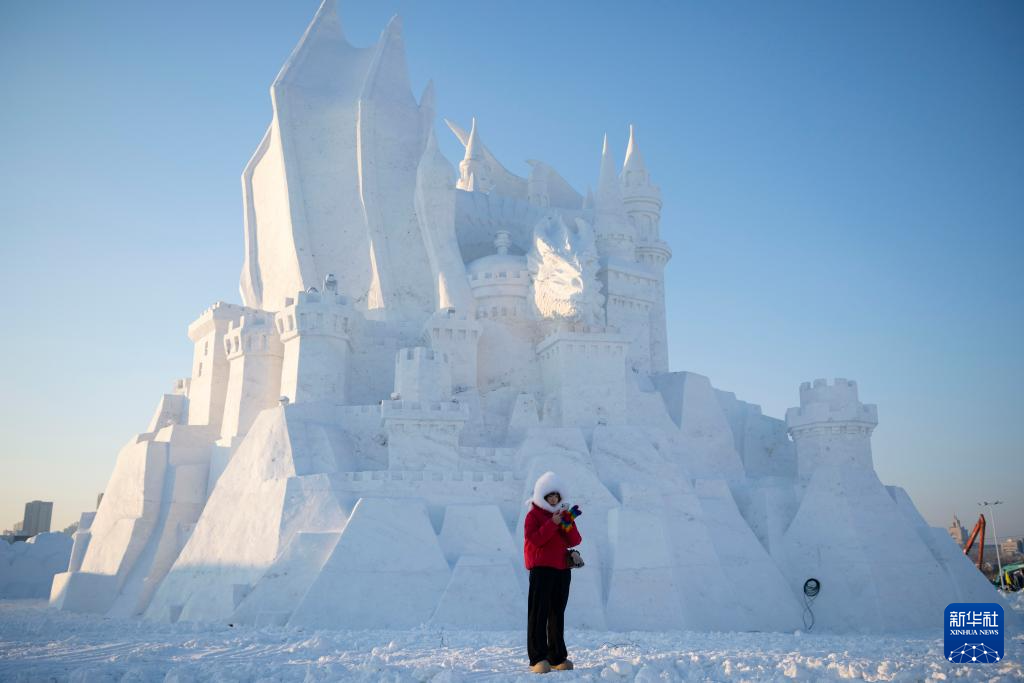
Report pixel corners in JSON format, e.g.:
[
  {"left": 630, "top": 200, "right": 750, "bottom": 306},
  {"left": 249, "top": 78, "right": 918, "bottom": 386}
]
[{"left": 524, "top": 503, "right": 583, "bottom": 570}]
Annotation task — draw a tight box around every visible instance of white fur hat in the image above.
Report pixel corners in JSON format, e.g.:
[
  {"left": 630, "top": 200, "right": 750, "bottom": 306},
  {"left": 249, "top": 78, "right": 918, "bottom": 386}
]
[{"left": 529, "top": 471, "right": 567, "bottom": 512}]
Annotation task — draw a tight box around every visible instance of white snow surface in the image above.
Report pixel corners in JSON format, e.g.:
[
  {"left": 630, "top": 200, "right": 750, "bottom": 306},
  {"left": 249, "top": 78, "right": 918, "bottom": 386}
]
[
  {"left": 2, "top": 599, "right": 1022, "bottom": 682},
  {"left": 0, "top": 534, "right": 72, "bottom": 599}
]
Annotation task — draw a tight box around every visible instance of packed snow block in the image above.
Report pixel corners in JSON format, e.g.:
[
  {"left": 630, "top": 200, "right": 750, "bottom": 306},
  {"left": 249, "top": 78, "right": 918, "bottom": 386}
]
[
  {"left": 438, "top": 504, "right": 516, "bottom": 566},
  {"left": 589, "top": 425, "right": 689, "bottom": 501},
  {"left": 289, "top": 498, "right": 450, "bottom": 629},
  {"left": 653, "top": 372, "right": 745, "bottom": 480},
  {"left": 716, "top": 390, "right": 796, "bottom": 479},
  {"left": 145, "top": 407, "right": 347, "bottom": 623},
  {"left": 0, "top": 533, "right": 73, "bottom": 599},
  {"left": 506, "top": 392, "right": 541, "bottom": 444},
  {"left": 232, "top": 531, "right": 341, "bottom": 626},
  {"left": 106, "top": 461, "right": 212, "bottom": 618},
  {"left": 67, "top": 512, "right": 97, "bottom": 573},
  {"left": 147, "top": 393, "right": 188, "bottom": 433},
  {"left": 776, "top": 465, "right": 956, "bottom": 632},
  {"left": 693, "top": 479, "right": 802, "bottom": 631},
  {"left": 49, "top": 571, "right": 118, "bottom": 612},
  {"left": 727, "top": 478, "right": 798, "bottom": 555},
  {"left": 74, "top": 438, "right": 167, "bottom": 587},
  {"left": 658, "top": 489, "right": 752, "bottom": 631},
  {"left": 430, "top": 555, "right": 524, "bottom": 629},
  {"left": 605, "top": 507, "right": 686, "bottom": 630}
]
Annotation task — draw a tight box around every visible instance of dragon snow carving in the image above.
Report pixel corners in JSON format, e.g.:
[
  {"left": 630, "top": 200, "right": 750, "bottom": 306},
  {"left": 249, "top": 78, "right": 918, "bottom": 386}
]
[{"left": 528, "top": 214, "right": 605, "bottom": 326}]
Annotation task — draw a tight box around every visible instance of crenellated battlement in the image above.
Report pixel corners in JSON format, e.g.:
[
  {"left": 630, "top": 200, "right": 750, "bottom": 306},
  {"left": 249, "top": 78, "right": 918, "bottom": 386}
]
[
  {"left": 382, "top": 399, "right": 468, "bottom": 419},
  {"left": 275, "top": 287, "right": 355, "bottom": 344},
  {"left": 397, "top": 347, "right": 448, "bottom": 364},
  {"left": 536, "top": 327, "right": 630, "bottom": 361},
  {"left": 785, "top": 378, "right": 879, "bottom": 479},
  {"left": 171, "top": 378, "right": 190, "bottom": 396},
  {"left": 224, "top": 312, "right": 283, "bottom": 360},
  {"left": 334, "top": 469, "right": 518, "bottom": 484},
  {"left": 798, "top": 377, "right": 860, "bottom": 406},
  {"left": 187, "top": 302, "right": 251, "bottom": 342},
  {"left": 634, "top": 240, "right": 672, "bottom": 268},
  {"left": 786, "top": 378, "right": 878, "bottom": 436},
  {"left": 393, "top": 346, "right": 452, "bottom": 403}
]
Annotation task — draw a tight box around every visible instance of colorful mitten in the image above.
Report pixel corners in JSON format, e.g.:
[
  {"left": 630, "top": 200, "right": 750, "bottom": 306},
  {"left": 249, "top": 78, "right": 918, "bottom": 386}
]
[{"left": 558, "top": 505, "right": 582, "bottom": 532}]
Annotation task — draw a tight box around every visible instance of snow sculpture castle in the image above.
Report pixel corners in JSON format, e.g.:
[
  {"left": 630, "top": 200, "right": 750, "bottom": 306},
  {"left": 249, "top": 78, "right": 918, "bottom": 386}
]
[{"left": 51, "top": 1, "right": 1009, "bottom": 632}]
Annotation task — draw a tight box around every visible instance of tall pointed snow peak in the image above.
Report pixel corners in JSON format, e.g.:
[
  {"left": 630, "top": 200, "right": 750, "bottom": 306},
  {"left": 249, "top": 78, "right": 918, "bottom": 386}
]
[
  {"left": 419, "top": 80, "right": 436, "bottom": 112},
  {"left": 359, "top": 13, "right": 416, "bottom": 108},
  {"left": 272, "top": 0, "right": 363, "bottom": 92},
  {"left": 623, "top": 124, "right": 646, "bottom": 174},
  {"left": 417, "top": 127, "right": 456, "bottom": 188},
  {"left": 417, "top": 80, "right": 437, "bottom": 153},
  {"left": 465, "top": 117, "right": 482, "bottom": 161},
  {"left": 596, "top": 133, "right": 623, "bottom": 206}
]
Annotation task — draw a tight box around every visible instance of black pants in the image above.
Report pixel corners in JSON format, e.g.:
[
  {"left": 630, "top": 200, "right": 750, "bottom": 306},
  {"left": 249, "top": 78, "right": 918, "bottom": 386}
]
[{"left": 527, "top": 566, "right": 572, "bottom": 666}]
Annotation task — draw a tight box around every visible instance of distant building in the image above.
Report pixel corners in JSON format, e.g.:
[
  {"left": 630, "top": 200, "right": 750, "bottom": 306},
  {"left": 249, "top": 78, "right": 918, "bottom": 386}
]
[
  {"left": 948, "top": 515, "right": 968, "bottom": 546},
  {"left": 1000, "top": 538, "right": 1023, "bottom": 557},
  {"left": 21, "top": 500, "right": 53, "bottom": 537}
]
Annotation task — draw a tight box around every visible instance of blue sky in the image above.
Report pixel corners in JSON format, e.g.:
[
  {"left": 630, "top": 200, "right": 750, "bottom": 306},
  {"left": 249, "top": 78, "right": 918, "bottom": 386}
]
[{"left": 1, "top": 1, "right": 1021, "bottom": 538}]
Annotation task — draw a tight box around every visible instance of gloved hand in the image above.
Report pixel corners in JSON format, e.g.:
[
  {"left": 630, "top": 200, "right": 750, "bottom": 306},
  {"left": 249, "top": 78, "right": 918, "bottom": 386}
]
[{"left": 557, "top": 504, "right": 582, "bottom": 531}]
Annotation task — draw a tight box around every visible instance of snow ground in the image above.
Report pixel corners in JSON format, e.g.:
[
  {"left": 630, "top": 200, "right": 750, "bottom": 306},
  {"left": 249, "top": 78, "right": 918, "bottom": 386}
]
[{"left": 0, "top": 600, "right": 1021, "bottom": 682}]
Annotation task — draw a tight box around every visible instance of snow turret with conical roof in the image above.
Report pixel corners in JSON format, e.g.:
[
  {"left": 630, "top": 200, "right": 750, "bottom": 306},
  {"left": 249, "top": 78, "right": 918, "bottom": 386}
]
[{"left": 621, "top": 125, "right": 671, "bottom": 373}]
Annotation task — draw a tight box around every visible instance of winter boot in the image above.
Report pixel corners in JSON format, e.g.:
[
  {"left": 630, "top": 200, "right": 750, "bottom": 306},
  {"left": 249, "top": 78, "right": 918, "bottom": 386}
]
[
  {"left": 531, "top": 660, "right": 552, "bottom": 673},
  {"left": 552, "top": 660, "right": 574, "bottom": 671}
]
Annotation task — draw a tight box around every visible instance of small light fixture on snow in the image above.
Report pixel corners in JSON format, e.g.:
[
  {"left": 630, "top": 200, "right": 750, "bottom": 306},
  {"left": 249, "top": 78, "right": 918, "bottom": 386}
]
[{"left": 802, "top": 578, "right": 820, "bottom": 630}]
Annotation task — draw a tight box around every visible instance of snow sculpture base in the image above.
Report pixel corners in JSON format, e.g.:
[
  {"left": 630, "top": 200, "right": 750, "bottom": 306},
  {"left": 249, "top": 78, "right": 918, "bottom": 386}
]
[{"left": 51, "top": 0, "right": 1020, "bottom": 635}]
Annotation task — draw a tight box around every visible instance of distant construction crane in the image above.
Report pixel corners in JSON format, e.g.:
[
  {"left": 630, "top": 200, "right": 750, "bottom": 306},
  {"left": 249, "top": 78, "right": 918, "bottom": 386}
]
[{"left": 963, "top": 514, "right": 986, "bottom": 569}]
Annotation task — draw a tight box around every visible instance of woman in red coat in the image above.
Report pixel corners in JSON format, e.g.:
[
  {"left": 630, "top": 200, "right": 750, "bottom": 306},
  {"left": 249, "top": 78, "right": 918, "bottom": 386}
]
[{"left": 524, "top": 471, "right": 582, "bottom": 674}]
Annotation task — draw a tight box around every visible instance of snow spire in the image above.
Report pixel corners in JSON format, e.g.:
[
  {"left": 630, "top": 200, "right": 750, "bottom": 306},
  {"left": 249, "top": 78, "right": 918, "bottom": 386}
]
[
  {"left": 622, "top": 124, "right": 647, "bottom": 177},
  {"left": 465, "top": 117, "right": 482, "bottom": 161},
  {"left": 592, "top": 133, "right": 635, "bottom": 262},
  {"left": 595, "top": 133, "right": 624, "bottom": 212},
  {"left": 457, "top": 117, "right": 491, "bottom": 192}
]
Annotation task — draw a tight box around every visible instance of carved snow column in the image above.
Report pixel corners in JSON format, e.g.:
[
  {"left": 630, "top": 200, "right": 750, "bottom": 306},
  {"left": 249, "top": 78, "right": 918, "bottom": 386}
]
[
  {"left": 423, "top": 309, "right": 480, "bottom": 392},
  {"left": 219, "top": 311, "right": 284, "bottom": 443},
  {"left": 275, "top": 287, "right": 353, "bottom": 404},
  {"left": 384, "top": 347, "right": 468, "bottom": 470},
  {"left": 621, "top": 125, "right": 671, "bottom": 374},
  {"left": 785, "top": 378, "right": 878, "bottom": 485},
  {"left": 186, "top": 302, "right": 248, "bottom": 428},
  {"left": 536, "top": 324, "right": 630, "bottom": 432}
]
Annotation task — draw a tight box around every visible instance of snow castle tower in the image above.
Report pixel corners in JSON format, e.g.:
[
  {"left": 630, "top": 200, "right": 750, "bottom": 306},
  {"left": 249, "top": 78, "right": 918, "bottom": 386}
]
[
  {"left": 51, "top": 0, "right": 1019, "bottom": 634},
  {"left": 785, "top": 378, "right": 878, "bottom": 484}
]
